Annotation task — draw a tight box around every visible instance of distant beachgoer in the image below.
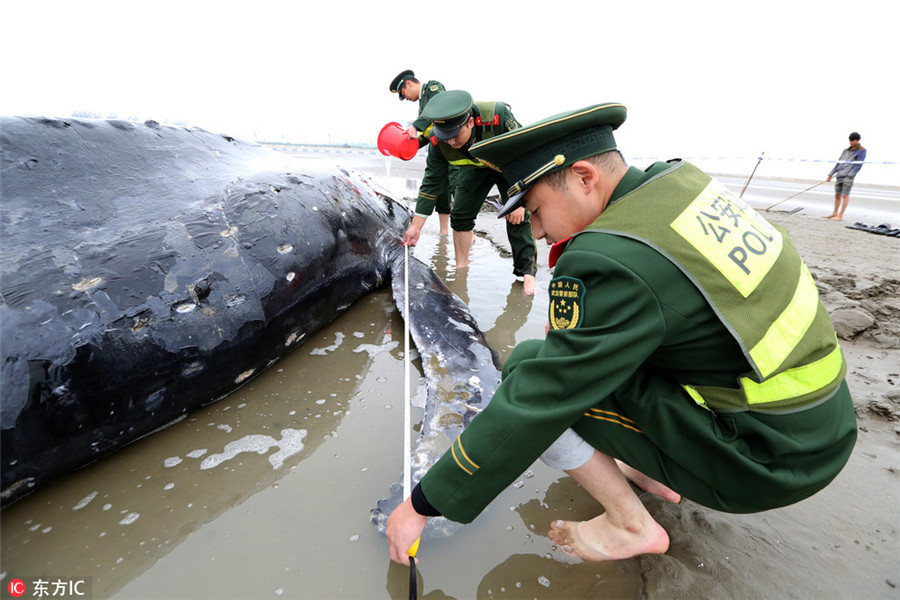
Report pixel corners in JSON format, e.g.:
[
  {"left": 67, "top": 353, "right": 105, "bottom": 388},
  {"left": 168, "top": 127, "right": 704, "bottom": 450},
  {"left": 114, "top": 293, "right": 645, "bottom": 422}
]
[{"left": 825, "top": 132, "right": 866, "bottom": 221}]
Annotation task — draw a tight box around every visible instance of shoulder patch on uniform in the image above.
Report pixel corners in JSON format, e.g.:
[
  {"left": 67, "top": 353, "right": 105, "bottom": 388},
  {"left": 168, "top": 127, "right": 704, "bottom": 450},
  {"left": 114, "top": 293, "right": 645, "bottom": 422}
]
[
  {"left": 429, "top": 84, "right": 439, "bottom": 92},
  {"left": 548, "top": 276, "right": 585, "bottom": 330}
]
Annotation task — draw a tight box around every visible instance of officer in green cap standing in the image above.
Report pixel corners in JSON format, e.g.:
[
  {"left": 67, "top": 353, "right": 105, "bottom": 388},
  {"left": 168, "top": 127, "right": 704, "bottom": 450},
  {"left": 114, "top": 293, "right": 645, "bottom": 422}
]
[
  {"left": 389, "top": 69, "right": 445, "bottom": 146},
  {"left": 403, "top": 90, "right": 537, "bottom": 295},
  {"left": 389, "top": 69, "right": 452, "bottom": 236},
  {"left": 386, "top": 102, "right": 856, "bottom": 565}
]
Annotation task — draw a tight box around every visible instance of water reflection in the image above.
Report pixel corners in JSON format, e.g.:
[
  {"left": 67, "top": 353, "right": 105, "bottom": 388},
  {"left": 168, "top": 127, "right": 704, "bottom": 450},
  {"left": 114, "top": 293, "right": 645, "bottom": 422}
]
[
  {"left": 477, "top": 553, "right": 641, "bottom": 599},
  {"left": 1, "top": 292, "right": 402, "bottom": 598},
  {"left": 416, "top": 229, "right": 542, "bottom": 365}
]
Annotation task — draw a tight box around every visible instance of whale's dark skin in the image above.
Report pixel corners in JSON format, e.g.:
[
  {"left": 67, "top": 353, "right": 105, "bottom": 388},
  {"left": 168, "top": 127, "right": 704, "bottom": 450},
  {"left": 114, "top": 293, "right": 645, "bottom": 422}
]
[{"left": 0, "top": 116, "right": 414, "bottom": 506}]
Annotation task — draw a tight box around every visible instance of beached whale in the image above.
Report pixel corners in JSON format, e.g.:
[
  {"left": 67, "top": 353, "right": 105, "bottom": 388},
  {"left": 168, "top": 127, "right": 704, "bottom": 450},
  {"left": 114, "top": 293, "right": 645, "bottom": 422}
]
[{"left": 1, "top": 116, "right": 422, "bottom": 506}]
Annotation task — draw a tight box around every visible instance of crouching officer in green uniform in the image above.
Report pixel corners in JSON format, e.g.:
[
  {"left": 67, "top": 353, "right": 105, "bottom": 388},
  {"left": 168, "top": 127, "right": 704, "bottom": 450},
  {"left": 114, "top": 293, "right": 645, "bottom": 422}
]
[
  {"left": 387, "top": 102, "right": 857, "bottom": 564},
  {"left": 403, "top": 90, "right": 537, "bottom": 295},
  {"left": 390, "top": 69, "right": 452, "bottom": 235}
]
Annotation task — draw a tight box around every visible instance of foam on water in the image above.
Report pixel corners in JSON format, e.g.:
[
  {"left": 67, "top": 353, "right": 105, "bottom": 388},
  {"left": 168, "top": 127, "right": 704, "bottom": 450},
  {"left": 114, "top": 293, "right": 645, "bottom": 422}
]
[
  {"left": 200, "top": 429, "right": 307, "bottom": 471},
  {"left": 310, "top": 332, "right": 345, "bottom": 355}
]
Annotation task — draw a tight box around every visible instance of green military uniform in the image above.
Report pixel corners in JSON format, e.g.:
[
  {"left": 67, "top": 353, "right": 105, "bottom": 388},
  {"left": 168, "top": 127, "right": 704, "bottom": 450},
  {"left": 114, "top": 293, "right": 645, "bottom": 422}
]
[
  {"left": 411, "top": 80, "right": 444, "bottom": 147},
  {"left": 389, "top": 69, "right": 453, "bottom": 216},
  {"left": 411, "top": 103, "right": 856, "bottom": 523},
  {"left": 417, "top": 91, "right": 536, "bottom": 278}
]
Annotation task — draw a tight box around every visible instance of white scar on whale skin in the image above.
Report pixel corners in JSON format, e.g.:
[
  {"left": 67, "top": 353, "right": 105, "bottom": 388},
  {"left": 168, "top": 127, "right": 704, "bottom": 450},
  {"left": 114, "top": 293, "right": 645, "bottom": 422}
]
[
  {"left": 285, "top": 331, "right": 307, "bottom": 347},
  {"left": 73, "top": 277, "right": 102, "bottom": 291},
  {"left": 234, "top": 369, "right": 255, "bottom": 384}
]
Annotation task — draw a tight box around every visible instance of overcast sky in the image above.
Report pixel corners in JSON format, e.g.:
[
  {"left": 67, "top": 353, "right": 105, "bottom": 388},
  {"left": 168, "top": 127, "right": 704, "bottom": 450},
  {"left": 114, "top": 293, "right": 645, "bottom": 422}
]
[{"left": 3, "top": 0, "right": 897, "bottom": 185}]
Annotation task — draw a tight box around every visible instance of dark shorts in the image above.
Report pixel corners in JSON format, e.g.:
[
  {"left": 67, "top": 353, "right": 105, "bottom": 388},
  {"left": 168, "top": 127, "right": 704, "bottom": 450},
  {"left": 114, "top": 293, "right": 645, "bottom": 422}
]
[
  {"left": 453, "top": 168, "right": 537, "bottom": 276},
  {"left": 452, "top": 168, "right": 503, "bottom": 231},
  {"left": 434, "top": 166, "right": 459, "bottom": 215},
  {"left": 507, "top": 340, "right": 858, "bottom": 514},
  {"left": 834, "top": 176, "right": 854, "bottom": 196}
]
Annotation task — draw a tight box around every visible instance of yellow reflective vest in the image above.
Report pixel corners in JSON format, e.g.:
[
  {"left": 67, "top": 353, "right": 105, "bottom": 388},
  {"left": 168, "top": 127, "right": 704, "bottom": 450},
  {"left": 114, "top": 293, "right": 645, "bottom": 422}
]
[{"left": 585, "top": 161, "right": 846, "bottom": 413}]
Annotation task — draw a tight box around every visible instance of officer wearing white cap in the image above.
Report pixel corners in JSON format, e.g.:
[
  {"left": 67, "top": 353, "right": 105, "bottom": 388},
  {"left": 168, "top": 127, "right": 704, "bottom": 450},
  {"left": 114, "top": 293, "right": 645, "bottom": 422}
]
[{"left": 387, "top": 102, "right": 856, "bottom": 566}]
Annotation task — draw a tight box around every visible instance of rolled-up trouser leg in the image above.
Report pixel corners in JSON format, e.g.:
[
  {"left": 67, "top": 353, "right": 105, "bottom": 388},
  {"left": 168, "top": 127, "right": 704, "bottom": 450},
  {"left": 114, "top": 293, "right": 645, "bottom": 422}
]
[{"left": 539, "top": 428, "right": 595, "bottom": 471}]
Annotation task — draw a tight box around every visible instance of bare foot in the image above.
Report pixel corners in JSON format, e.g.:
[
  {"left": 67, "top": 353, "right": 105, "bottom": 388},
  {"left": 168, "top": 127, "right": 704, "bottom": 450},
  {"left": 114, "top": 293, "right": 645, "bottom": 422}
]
[
  {"left": 823, "top": 214, "right": 837, "bottom": 219},
  {"left": 549, "top": 515, "right": 669, "bottom": 561},
  {"left": 616, "top": 460, "right": 681, "bottom": 503},
  {"left": 523, "top": 274, "right": 536, "bottom": 296},
  {"left": 827, "top": 215, "right": 844, "bottom": 221}
]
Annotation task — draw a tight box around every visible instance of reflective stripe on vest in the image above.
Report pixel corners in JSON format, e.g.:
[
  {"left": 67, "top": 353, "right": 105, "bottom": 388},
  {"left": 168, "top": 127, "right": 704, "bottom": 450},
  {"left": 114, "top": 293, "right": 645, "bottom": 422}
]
[
  {"left": 582, "top": 161, "right": 844, "bottom": 412},
  {"left": 447, "top": 155, "right": 484, "bottom": 168},
  {"left": 685, "top": 339, "right": 841, "bottom": 411},
  {"left": 681, "top": 384, "right": 709, "bottom": 410},
  {"left": 740, "top": 342, "right": 844, "bottom": 405},
  {"left": 749, "top": 260, "right": 819, "bottom": 378}
]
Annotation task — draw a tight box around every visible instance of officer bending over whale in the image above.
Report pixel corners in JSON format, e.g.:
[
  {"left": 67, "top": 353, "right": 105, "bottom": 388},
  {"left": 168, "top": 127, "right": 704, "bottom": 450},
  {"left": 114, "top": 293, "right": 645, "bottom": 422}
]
[
  {"left": 402, "top": 90, "right": 537, "bottom": 295},
  {"left": 387, "top": 102, "right": 856, "bottom": 563}
]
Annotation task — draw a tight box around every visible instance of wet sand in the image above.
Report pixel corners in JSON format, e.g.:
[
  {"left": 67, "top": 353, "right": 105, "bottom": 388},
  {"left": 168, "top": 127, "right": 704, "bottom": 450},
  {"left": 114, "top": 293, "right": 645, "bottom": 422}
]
[{"left": 1, "top": 154, "right": 898, "bottom": 598}]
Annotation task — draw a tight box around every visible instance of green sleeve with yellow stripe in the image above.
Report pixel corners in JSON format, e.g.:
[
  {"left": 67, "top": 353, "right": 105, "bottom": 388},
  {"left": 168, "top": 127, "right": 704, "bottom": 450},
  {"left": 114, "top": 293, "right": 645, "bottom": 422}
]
[{"left": 419, "top": 240, "right": 673, "bottom": 523}]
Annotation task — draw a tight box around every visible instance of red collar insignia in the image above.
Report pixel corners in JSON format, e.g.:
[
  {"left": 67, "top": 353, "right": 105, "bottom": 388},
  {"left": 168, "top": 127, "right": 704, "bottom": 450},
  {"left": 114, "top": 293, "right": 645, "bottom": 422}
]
[{"left": 548, "top": 237, "right": 573, "bottom": 269}]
